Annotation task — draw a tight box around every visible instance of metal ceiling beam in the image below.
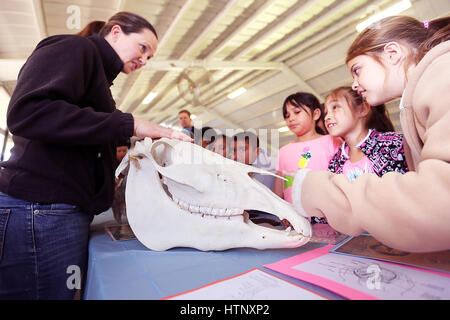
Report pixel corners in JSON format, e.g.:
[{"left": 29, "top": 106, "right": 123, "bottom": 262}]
[
  {"left": 159, "top": 69, "right": 273, "bottom": 126},
  {"left": 137, "top": 0, "right": 268, "bottom": 115},
  {"left": 255, "top": 0, "right": 366, "bottom": 61},
  {"left": 200, "top": 59, "right": 351, "bottom": 127},
  {"left": 228, "top": 62, "right": 349, "bottom": 127},
  {"left": 158, "top": 61, "right": 322, "bottom": 126},
  {"left": 158, "top": 0, "right": 344, "bottom": 121},
  {"left": 196, "top": 106, "right": 240, "bottom": 129},
  {"left": 197, "top": 1, "right": 366, "bottom": 119},
  {"left": 164, "top": 70, "right": 289, "bottom": 127},
  {"left": 228, "top": 0, "right": 318, "bottom": 59},
  {"left": 152, "top": 0, "right": 329, "bottom": 124},
  {"left": 166, "top": 0, "right": 371, "bottom": 127},
  {"left": 31, "top": 0, "right": 48, "bottom": 40},
  {"left": 125, "top": 0, "right": 240, "bottom": 114},
  {"left": 145, "top": 0, "right": 283, "bottom": 120},
  {"left": 162, "top": 69, "right": 273, "bottom": 125},
  {"left": 206, "top": 0, "right": 279, "bottom": 58},
  {"left": 117, "top": 0, "right": 127, "bottom": 11},
  {"left": 118, "top": 0, "right": 197, "bottom": 112},
  {"left": 280, "top": 65, "right": 322, "bottom": 100},
  {"left": 151, "top": 68, "right": 255, "bottom": 124},
  {"left": 145, "top": 59, "right": 283, "bottom": 71},
  {"left": 301, "top": 58, "right": 345, "bottom": 80},
  {"left": 189, "top": 1, "right": 370, "bottom": 127}
]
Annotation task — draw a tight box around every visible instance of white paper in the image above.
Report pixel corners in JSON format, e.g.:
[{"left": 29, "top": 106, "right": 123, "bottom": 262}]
[
  {"left": 293, "top": 253, "right": 450, "bottom": 300},
  {"left": 168, "top": 269, "right": 326, "bottom": 300}
]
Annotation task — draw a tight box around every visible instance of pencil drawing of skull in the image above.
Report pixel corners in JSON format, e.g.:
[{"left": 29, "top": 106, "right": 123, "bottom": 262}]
[{"left": 116, "top": 138, "right": 311, "bottom": 251}]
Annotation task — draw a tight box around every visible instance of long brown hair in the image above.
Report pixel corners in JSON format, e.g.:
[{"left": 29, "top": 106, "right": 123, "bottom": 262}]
[
  {"left": 346, "top": 15, "right": 450, "bottom": 68},
  {"left": 77, "top": 21, "right": 104, "bottom": 37},
  {"left": 326, "top": 87, "right": 395, "bottom": 133},
  {"left": 77, "top": 12, "right": 158, "bottom": 39}
]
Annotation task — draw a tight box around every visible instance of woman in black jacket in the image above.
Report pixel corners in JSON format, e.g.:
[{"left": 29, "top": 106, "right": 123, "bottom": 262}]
[{"left": 0, "top": 12, "right": 190, "bottom": 299}]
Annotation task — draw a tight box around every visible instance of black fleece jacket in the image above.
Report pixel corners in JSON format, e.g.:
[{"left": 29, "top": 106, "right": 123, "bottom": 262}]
[{"left": 0, "top": 34, "right": 134, "bottom": 215}]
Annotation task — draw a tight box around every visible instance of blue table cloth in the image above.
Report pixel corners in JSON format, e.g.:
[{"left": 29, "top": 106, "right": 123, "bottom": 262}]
[{"left": 83, "top": 210, "right": 344, "bottom": 300}]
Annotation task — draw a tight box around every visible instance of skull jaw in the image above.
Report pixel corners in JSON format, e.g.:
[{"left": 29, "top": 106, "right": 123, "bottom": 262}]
[{"left": 129, "top": 208, "right": 310, "bottom": 251}]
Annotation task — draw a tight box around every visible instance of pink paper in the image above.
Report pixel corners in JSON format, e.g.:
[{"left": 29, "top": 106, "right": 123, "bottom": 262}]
[
  {"left": 264, "top": 245, "right": 450, "bottom": 300},
  {"left": 264, "top": 245, "right": 377, "bottom": 300}
]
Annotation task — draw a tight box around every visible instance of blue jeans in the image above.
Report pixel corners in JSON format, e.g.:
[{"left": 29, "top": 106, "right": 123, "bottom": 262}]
[{"left": 0, "top": 192, "right": 92, "bottom": 299}]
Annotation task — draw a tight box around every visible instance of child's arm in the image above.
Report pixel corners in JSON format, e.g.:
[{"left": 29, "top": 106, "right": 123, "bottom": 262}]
[
  {"left": 273, "top": 171, "right": 285, "bottom": 199},
  {"left": 292, "top": 51, "right": 450, "bottom": 253}
]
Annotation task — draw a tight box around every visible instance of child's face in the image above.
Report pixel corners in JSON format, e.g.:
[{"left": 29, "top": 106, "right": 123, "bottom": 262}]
[
  {"left": 284, "top": 102, "right": 318, "bottom": 137},
  {"left": 212, "top": 138, "right": 227, "bottom": 158},
  {"left": 233, "top": 140, "right": 258, "bottom": 165},
  {"left": 347, "top": 55, "right": 388, "bottom": 106},
  {"left": 116, "top": 146, "right": 129, "bottom": 162},
  {"left": 347, "top": 53, "right": 404, "bottom": 106},
  {"left": 323, "top": 95, "right": 358, "bottom": 138}
]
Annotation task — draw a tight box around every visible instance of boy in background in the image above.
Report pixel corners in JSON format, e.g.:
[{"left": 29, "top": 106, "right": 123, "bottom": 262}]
[
  {"left": 232, "top": 131, "right": 275, "bottom": 190},
  {"left": 112, "top": 139, "right": 131, "bottom": 223},
  {"left": 232, "top": 131, "right": 280, "bottom": 228}
]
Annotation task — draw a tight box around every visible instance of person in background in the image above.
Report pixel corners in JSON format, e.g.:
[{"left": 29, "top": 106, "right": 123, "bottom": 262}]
[
  {"left": 116, "top": 139, "right": 131, "bottom": 164},
  {"left": 233, "top": 131, "right": 280, "bottom": 227},
  {"left": 178, "top": 109, "right": 195, "bottom": 138},
  {"left": 112, "top": 139, "right": 131, "bottom": 224},
  {"left": 273, "top": 92, "right": 340, "bottom": 209},
  {"left": 232, "top": 131, "right": 275, "bottom": 191},
  {"left": 197, "top": 126, "right": 217, "bottom": 149},
  {"left": 0, "top": 11, "right": 191, "bottom": 300},
  {"left": 210, "top": 134, "right": 230, "bottom": 158},
  {"left": 324, "top": 86, "right": 408, "bottom": 181},
  {"left": 291, "top": 15, "right": 450, "bottom": 252}
]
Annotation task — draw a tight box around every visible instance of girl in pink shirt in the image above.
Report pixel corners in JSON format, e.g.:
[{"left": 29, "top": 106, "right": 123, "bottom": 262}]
[{"left": 274, "top": 92, "right": 340, "bottom": 204}]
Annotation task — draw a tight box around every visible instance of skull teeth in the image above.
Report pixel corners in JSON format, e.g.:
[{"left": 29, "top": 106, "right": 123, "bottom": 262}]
[
  {"left": 172, "top": 196, "right": 244, "bottom": 217},
  {"left": 171, "top": 196, "right": 307, "bottom": 238}
]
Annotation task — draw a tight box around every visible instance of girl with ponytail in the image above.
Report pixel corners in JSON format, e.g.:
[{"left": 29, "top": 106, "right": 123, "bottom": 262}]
[
  {"left": 291, "top": 15, "right": 450, "bottom": 253},
  {"left": 324, "top": 86, "right": 408, "bottom": 181}
]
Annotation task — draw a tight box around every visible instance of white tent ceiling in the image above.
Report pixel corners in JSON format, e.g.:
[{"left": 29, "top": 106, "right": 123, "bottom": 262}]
[{"left": 0, "top": 0, "right": 449, "bottom": 150}]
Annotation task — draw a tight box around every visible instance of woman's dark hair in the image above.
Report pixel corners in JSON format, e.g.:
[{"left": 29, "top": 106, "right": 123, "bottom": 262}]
[
  {"left": 326, "top": 86, "right": 395, "bottom": 133},
  {"left": 77, "top": 21, "right": 105, "bottom": 37},
  {"left": 282, "top": 92, "right": 325, "bottom": 135},
  {"left": 77, "top": 12, "right": 158, "bottom": 39}
]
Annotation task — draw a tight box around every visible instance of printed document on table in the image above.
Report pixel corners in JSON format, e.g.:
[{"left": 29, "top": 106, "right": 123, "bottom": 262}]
[
  {"left": 265, "top": 245, "right": 450, "bottom": 300},
  {"left": 163, "top": 268, "right": 327, "bottom": 300}
]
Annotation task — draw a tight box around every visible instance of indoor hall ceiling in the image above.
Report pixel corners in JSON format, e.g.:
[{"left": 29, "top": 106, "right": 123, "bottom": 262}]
[{"left": 0, "top": 0, "right": 449, "bottom": 151}]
